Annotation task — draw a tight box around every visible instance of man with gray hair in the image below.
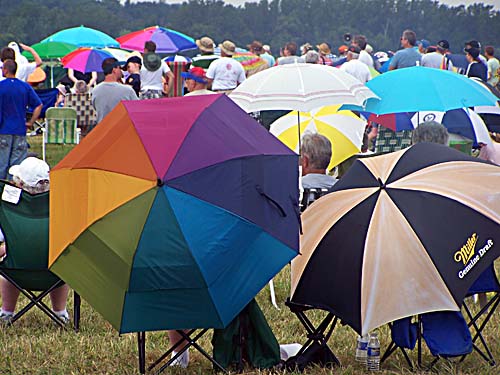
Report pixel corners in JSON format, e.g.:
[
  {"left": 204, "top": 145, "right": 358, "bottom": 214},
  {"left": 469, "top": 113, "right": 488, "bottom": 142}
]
[
  {"left": 300, "top": 133, "right": 337, "bottom": 189},
  {"left": 389, "top": 29, "right": 422, "bottom": 70},
  {"left": 412, "top": 121, "right": 449, "bottom": 145}
]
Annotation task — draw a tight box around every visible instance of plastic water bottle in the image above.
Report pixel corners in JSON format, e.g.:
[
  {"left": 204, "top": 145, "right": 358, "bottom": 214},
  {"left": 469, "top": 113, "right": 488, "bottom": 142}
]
[
  {"left": 355, "top": 333, "right": 369, "bottom": 364},
  {"left": 367, "top": 332, "right": 381, "bottom": 371}
]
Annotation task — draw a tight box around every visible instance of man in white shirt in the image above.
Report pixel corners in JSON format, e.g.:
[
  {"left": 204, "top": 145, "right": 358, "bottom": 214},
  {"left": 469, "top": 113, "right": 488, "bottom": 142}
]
[
  {"left": 206, "top": 40, "right": 245, "bottom": 93},
  {"left": 140, "top": 41, "right": 174, "bottom": 99},
  {"left": 339, "top": 45, "right": 371, "bottom": 83},
  {"left": 485, "top": 46, "right": 499, "bottom": 87},
  {"left": 0, "top": 42, "right": 42, "bottom": 82},
  {"left": 352, "top": 35, "right": 374, "bottom": 68},
  {"left": 421, "top": 39, "right": 454, "bottom": 70}
]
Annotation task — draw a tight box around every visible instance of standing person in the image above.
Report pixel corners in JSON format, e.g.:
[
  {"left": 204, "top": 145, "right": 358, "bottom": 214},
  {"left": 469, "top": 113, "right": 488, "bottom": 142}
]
[
  {"left": 140, "top": 41, "right": 174, "bottom": 99},
  {"left": 465, "top": 40, "right": 488, "bottom": 66},
  {"left": 339, "top": 45, "right": 371, "bottom": 83},
  {"left": 206, "top": 40, "right": 245, "bottom": 94},
  {"left": 464, "top": 47, "right": 487, "bottom": 81},
  {"left": 0, "top": 59, "right": 42, "bottom": 179},
  {"left": 389, "top": 29, "right": 422, "bottom": 70},
  {"left": 484, "top": 46, "right": 499, "bottom": 88},
  {"left": 191, "top": 36, "right": 219, "bottom": 71},
  {"left": 352, "top": 35, "right": 374, "bottom": 68},
  {"left": 421, "top": 40, "right": 454, "bottom": 71},
  {"left": 277, "top": 42, "right": 305, "bottom": 65},
  {"left": 181, "top": 67, "right": 216, "bottom": 96},
  {"left": 91, "top": 58, "right": 138, "bottom": 124},
  {"left": 261, "top": 44, "right": 276, "bottom": 67},
  {"left": 123, "top": 56, "right": 142, "bottom": 96},
  {"left": 0, "top": 43, "right": 42, "bottom": 82},
  {"left": 316, "top": 43, "right": 333, "bottom": 66}
]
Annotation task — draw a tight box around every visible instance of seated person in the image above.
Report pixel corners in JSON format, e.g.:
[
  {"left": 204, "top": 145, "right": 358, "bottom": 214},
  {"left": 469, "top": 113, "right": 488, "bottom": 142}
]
[
  {"left": 300, "top": 133, "right": 338, "bottom": 189},
  {"left": 0, "top": 157, "right": 70, "bottom": 325},
  {"left": 74, "top": 80, "right": 89, "bottom": 94},
  {"left": 412, "top": 120, "right": 448, "bottom": 145}
]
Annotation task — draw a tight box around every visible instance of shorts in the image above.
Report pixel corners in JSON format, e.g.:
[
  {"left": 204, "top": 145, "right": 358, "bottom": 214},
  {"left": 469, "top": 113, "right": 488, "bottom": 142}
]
[
  {"left": 140, "top": 90, "right": 164, "bottom": 100},
  {"left": 0, "top": 135, "right": 28, "bottom": 179}
]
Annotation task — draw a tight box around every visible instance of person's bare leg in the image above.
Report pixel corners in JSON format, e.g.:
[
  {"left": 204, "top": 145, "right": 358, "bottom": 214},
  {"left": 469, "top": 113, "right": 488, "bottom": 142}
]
[
  {"left": 49, "top": 284, "right": 69, "bottom": 312},
  {"left": 168, "top": 330, "right": 189, "bottom": 367},
  {"left": 1, "top": 278, "right": 20, "bottom": 313}
]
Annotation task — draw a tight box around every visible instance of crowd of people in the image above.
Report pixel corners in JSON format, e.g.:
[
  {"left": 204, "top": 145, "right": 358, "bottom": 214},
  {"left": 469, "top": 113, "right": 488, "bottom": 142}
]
[{"left": 0, "top": 28, "right": 498, "bottom": 370}]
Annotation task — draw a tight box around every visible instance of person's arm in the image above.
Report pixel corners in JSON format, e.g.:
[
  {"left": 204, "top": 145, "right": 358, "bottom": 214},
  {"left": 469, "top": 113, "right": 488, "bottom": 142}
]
[
  {"left": 88, "top": 71, "right": 98, "bottom": 87},
  {"left": 27, "top": 104, "right": 42, "bottom": 128},
  {"left": 68, "top": 69, "right": 78, "bottom": 84},
  {"left": 19, "top": 43, "right": 42, "bottom": 67}
]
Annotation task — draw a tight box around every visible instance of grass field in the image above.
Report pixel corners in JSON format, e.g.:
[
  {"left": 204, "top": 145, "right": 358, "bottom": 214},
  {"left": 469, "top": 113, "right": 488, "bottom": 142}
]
[{"left": 0, "top": 136, "right": 498, "bottom": 374}]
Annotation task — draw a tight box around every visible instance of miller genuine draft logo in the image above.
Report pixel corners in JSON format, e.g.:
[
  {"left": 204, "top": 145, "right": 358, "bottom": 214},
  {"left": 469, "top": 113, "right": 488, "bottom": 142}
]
[
  {"left": 454, "top": 233, "right": 494, "bottom": 279},
  {"left": 454, "top": 233, "right": 477, "bottom": 265}
]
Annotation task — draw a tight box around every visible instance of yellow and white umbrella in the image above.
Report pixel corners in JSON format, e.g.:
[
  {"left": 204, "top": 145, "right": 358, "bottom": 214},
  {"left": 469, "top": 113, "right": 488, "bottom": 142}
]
[{"left": 270, "top": 105, "right": 366, "bottom": 169}]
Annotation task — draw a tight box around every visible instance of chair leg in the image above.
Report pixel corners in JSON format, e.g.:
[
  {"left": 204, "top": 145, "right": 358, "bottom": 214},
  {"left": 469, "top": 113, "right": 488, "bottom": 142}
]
[{"left": 73, "top": 291, "right": 81, "bottom": 332}]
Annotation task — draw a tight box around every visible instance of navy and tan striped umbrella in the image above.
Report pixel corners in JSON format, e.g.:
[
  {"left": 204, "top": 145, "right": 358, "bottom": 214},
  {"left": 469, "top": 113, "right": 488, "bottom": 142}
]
[{"left": 291, "top": 142, "right": 500, "bottom": 335}]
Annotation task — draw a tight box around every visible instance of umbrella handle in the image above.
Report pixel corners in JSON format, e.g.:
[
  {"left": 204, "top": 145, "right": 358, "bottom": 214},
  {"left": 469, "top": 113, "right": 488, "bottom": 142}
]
[{"left": 255, "top": 185, "right": 286, "bottom": 217}]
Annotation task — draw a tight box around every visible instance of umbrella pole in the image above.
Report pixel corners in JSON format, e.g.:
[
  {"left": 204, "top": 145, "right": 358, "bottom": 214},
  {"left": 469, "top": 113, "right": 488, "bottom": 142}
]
[{"left": 297, "top": 111, "right": 302, "bottom": 154}]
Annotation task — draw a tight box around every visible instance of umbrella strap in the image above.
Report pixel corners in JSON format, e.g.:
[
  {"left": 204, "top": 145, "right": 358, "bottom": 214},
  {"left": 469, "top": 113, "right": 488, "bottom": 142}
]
[{"left": 255, "top": 185, "right": 286, "bottom": 217}]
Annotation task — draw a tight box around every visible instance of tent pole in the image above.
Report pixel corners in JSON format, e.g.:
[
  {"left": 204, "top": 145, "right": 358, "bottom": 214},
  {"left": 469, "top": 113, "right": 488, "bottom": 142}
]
[{"left": 297, "top": 111, "right": 301, "bottom": 154}]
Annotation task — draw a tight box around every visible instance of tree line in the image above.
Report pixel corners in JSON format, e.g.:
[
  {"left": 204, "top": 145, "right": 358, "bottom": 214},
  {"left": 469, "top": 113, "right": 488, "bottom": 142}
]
[{"left": 0, "top": 0, "right": 499, "bottom": 56}]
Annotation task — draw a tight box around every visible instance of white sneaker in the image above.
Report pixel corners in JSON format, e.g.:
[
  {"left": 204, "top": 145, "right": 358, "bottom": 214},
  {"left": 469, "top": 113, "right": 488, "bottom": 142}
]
[{"left": 170, "top": 350, "right": 189, "bottom": 368}]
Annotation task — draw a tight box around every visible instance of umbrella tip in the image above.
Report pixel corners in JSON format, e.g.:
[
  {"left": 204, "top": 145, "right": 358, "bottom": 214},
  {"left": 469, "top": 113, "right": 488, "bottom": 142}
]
[
  {"left": 156, "top": 178, "right": 164, "bottom": 187},
  {"left": 377, "top": 178, "right": 386, "bottom": 189}
]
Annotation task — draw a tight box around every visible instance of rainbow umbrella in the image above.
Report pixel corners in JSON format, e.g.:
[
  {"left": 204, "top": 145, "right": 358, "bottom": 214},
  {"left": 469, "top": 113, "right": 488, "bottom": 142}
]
[
  {"left": 270, "top": 105, "right": 366, "bottom": 169},
  {"left": 41, "top": 25, "right": 119, "bottom": 48},
  {"left": 164, "top": 55, "right": 192, "bottom": 63},
  {"left": 117, "top": 25, "right": 197, "bottom": 53},
  {"left": 61, "top": 48, "right": 114, "bottom": 73},
  {"left": 48, "top": 94, "right": 299, "bottom": 334},
  {"left": 233, "top": 52, "right": 269, "bottom": 73}
]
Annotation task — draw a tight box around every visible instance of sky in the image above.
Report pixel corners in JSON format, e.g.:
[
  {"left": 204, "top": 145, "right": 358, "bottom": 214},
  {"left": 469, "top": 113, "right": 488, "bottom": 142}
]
[{"left": 130, "top": 0, "right": 499, "bottom": 10}]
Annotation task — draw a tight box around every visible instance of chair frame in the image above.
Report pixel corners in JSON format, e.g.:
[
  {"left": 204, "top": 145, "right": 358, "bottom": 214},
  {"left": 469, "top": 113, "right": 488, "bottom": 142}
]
[
  {"left": 285, "top": 299, "right": 341, "bottom": 369},
  {"left": 41, "top": 107, "right": 81, "bottom": 161},
  {"left": 137, "top": 329, "right": 227, "bottom": 374}
]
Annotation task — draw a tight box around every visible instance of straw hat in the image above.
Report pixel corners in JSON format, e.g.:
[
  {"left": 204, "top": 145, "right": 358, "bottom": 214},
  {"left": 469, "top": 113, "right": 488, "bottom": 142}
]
[
  {"left": 196, "top": 36, "right": 215, "bottom": 53},
  {"left": 219, "top": 40, "right": 236, "bottom": 56},
  {"left": 317, "top": 43, "right": 331, "bottom": 56}
]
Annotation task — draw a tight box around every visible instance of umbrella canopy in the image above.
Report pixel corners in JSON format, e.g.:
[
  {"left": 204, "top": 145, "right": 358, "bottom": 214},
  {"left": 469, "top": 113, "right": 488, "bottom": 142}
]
[
  {"left": 41, "top": 25, "right": 119, "bottom": 48},
  {"left": 291, "top": 142, "right": 500, "bottom": 335},
  {"left": 21, "top": 41, "right": 77, "bottom": 60},
  {"left": 233, "top": 52, "right": 269, "bottom": 72},
  {"left": 48, "top": 94, "right": 300, "bottom": 334},
  {"left": 101, "top": 47, "right": 138, "bottom": 62},
  {"left": 117, "top": 26, "right": 197, "bottom": 53},
  {"left": 368, "top": 108, "right": 491, "bottom": 146},
  {"left": 230, "top": 63, "right": 379, "bottom": 113},
  {"left": 164, "top": 55, "right": 192, "bottom": 63},
  {"left": 349, "top": 66, "right": 499, "bottom": 115},
  {"left": 270, "top": 105, "right": 366, "bottom": 169},
  {"left": 61, "top": 48, "right": 114, "bottom": 73}
]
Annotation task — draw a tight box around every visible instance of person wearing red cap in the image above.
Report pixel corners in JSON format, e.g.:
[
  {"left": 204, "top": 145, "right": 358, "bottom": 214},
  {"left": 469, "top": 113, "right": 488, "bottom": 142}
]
[{"left": 181, "top": 67, "right": 216, "bottom": 96}]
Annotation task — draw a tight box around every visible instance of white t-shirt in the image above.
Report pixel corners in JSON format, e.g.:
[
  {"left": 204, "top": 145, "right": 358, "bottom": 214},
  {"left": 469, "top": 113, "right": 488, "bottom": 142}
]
[
  {"left": 16, "top": 62, "right": 37, "bottom": 82},
  {"left": 340, "top": 59, "right": 371, "bottom": 83},
  {"left": 140, "top": 61, "right": 171, "bottom": 91},
  {"left": 487, "top": 57, "right": 500, "bottom": 86},
  {"left": 206, "top": 57, "right": 246, "bottom": 90},
  {"left": 421, "top": 52, "right": 454, "bottom": 70},
  {"left": 358, "top": 50, "right": 374, "bottom": 68}
]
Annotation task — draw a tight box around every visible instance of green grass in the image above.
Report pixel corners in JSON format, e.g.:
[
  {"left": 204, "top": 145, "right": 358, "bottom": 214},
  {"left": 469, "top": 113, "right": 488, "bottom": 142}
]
[{"left": 0, "top": 136, "right": 497, "bottom": 374}]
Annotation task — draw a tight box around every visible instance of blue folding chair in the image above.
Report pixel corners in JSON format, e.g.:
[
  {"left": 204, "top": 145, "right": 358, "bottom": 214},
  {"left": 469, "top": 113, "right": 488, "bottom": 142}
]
[
  {"left": 381, "top": 317, "right": 417, "bottom": 369},
  {"left": 421, "top": 311, "right": 472, "bottom": 368},
  {"left": 461, "top": 265, "right": 500, "bottom": 366}
]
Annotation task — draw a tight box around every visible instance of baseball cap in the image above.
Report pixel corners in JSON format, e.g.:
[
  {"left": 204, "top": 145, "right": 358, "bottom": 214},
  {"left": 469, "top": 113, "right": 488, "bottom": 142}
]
[
  {"left": 437, "top": 40, "right": 449, "bottom": 50},
  {"left": 417, "top": 39, "right": 430, "bottom": 49},
  {"left": 9, "top": 157, "right": 50, "bottom": 187},
  {"left": 122, "top": 55, "right": 142, "bottom": 71},
  {"left": 181, "top": 67, "right": 208, "bottom": 84},
  {"left": 338, "top": 45, "right": 349, "bottom": 54}
]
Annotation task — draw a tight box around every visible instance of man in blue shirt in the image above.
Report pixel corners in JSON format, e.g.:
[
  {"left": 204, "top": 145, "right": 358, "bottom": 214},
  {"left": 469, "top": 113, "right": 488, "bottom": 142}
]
[
  {"left": 0, "top": 59, "right": 42, "bottom": 179},
  {"left": 389, "top": 30, "right": 422, "bottom": 70}
]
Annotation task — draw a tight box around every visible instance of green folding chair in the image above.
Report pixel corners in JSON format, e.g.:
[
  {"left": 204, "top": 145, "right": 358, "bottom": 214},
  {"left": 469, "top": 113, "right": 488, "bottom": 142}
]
[
  {"left": 0, "top": 182, "right": 80, "bottom": 329},
  {"left": 42, "top": 107, "right": 81, "bottom": 161}
]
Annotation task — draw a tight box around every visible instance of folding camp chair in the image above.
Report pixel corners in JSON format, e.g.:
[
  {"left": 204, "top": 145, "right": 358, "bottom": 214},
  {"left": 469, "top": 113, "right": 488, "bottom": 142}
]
[
  {"left": 166, "top": 61, "right": 189, "bottom": 97},
  {"left": 375, "top": 126, "right": 412, "bottom": 154},
  {"left": 284, "top": 299, "right": 341, "bottom": 371},
  {"left": 461, "top": 265, "right": 500, "bottom": 366},
  {"left": 137, "top": 329, "right": 226, "bottom": 375},
  {"left": 300, "top": 188, "right": 330, "bottom": 212},
  {"left": 0, "top": 182, "right": 80, "bottom": 330},
  {"left": 64, "top": 93, "right": 97, "bottom": 136},
  {"left": 41, "top": 107, "right": 80, "bottom": 161},
  {"left": 382, "top": 311, "right": 472, "bottom": 370},
  {"left": 26, "top": 88, "right": 59, "bottom": 135}
]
